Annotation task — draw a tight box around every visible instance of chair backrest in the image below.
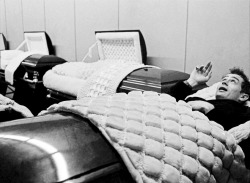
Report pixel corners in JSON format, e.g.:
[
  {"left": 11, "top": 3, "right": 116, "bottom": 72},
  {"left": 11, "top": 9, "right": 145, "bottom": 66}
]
[
  {"left": 95, "top": 30, "right": 147, "bottom": 64},
  {"left": 0, "top": 33, "right": 7, "bottom": 51},
  {"left": 23, "top": 32, "right": 49, "bottom": 55}
]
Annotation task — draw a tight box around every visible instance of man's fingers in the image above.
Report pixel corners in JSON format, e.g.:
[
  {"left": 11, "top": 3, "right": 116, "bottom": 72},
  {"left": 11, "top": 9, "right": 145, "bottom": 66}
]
[
  {"left": 204, "top": 62, "right": 211, "bottom": 70},
  {"left": 195, "top": 62, "right": 212, "bottom": 76},
  {"left": 199, "top": 62, "right": 212, "bottom": 76},
  {"left": 196, "top": 66, "right": 202, "bottom": 71},
  {"left": 206, "top": 71, "right": 212, "bottom": 80},
  {"left": 205, "top": 64, "right": 212, "bottom": 76},
  {"left": 205, "top": 62, "right": 212, "bottom": 71}
]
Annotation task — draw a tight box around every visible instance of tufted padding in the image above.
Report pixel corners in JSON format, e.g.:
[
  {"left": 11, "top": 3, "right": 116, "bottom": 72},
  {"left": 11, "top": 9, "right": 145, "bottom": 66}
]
[
  {"left": 101, "top": 39, "right": 137, "bottom": 62},
  {"left": 95, "top": 31, "right": 147, "bottom": 64},
  {"left": 43, "top": 91, "right": 250, "bottom": 183},
  {"left": 44, "top": 59, "right": 154, "bottom": 98},
  {"left": 76, "top": 59, "right": 156, "bottom": 99}
]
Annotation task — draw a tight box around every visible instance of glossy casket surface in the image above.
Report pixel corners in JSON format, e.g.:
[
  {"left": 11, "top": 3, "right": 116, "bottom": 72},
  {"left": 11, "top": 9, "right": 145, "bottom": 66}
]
[{"left": 0, "top": 112, "right": 134, "bottom": 183}]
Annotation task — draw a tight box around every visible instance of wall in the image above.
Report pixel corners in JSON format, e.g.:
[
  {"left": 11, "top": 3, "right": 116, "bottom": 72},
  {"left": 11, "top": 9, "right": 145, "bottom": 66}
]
[
  {"left": 186, "top": 0, "right": 250, "bottom": 85},
  {"left": 0, "top": 0, "right": 249, "bottom": 84}
]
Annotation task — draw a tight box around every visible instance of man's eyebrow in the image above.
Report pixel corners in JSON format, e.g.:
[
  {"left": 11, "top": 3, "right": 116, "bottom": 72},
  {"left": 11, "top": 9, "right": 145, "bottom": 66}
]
[
  {"left": 221, "top": 75, "right": 240, "bottom": 81},
  {"left": 231, "top": 76, "right": 240, "bottom": 81}
]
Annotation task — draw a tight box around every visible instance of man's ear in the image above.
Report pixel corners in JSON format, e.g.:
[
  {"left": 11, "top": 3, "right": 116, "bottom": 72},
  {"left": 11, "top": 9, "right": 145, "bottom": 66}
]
[{"left": 239, "top": 93, "right": 249, "bottom": 102}]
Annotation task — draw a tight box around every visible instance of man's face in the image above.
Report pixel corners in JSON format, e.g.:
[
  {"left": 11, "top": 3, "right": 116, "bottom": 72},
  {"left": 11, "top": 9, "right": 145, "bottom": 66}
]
[{"left": 215, "top": 74, "right": 244, "bottom": 101}]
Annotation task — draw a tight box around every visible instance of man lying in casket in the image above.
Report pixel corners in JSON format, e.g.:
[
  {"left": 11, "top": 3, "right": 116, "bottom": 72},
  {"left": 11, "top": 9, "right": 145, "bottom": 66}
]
[
  {"left": 0, "top": 94, "right": 33, "bottom": 122},
  {"left": 40, "top": 61, "right": 250, "bottom": 182},
  {"left": 168, "top": 62, "right": 250, "bottom": 168}
]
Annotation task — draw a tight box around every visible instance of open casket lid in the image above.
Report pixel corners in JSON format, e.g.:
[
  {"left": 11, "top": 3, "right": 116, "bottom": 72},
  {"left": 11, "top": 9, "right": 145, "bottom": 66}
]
[
  {"left": 23, "top": 31, "right": 53, "bottom": 55},
  {"left": 95, "top": 30, "right": 147, "bottom": 64},
  {"left": 0, "top": 33, "right": 7, "bottom": 51}
]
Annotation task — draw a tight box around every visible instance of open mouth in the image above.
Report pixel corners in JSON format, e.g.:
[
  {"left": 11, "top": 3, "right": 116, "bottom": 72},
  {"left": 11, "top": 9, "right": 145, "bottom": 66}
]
[{"left": 218, "top": 86, "right": 227, "bottom": 92}]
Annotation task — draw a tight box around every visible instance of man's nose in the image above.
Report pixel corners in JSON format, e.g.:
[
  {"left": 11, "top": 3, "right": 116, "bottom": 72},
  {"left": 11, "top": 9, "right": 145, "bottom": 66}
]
[{"left": 222, "top": 80, "right": 228, "bottom": 85}]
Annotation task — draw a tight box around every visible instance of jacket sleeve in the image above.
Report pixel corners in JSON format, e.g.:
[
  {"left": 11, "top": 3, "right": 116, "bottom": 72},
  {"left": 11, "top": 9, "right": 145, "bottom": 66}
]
[{"left": 167, "top": 81, "right": 193, "bottom": 101}]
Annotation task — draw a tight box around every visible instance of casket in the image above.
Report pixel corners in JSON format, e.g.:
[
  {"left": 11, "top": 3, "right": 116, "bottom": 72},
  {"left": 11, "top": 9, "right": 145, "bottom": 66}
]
[
  {"left": 0, "top": 31, "right": 55, "bottom": 91},
  {"left": 34, "top": 92, "right": 250, "bottom": 183},
  {"left": 44, "top": 30, "right": 190, "bottom": 105},
  {"left": 0, "top": 112, "right": 134, "bottom": 183},
  {"left": 46, "top": 67, "right": 190, "bottom": 103},
  {"left": 12, "top": 54, "right": 66, "bottom": 115},
  {"left": 118, "top": 68, "right": 190, "bottom": 93},
  {"left": 0, "top": 32, "right": 66, "bottom": 114}
]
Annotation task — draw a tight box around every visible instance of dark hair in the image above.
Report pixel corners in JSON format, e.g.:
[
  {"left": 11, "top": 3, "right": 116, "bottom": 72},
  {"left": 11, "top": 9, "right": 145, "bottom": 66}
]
[{"left": 230, "top": 67, "right": 250, "bottom": 99}]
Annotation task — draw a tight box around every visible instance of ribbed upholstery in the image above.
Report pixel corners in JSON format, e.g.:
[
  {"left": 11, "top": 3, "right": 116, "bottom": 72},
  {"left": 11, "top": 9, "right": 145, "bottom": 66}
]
[
  {"left": 45, "top": 59, "right": 152, "bottom": 98},
  {"left": 100, "top": 39, "right": 138, "bottom": 62},
  {"left": 76, "top": 59, "right": 154, "bottom": 99},
  {"left": 44, "top": 91, "right": 250, "bottom": 183}
]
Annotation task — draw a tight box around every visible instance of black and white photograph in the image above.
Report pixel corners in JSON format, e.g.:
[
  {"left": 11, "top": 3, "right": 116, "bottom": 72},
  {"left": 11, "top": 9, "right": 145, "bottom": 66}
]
[{"left": 0, "top": 0, "right": 250, "bottom": 182}]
